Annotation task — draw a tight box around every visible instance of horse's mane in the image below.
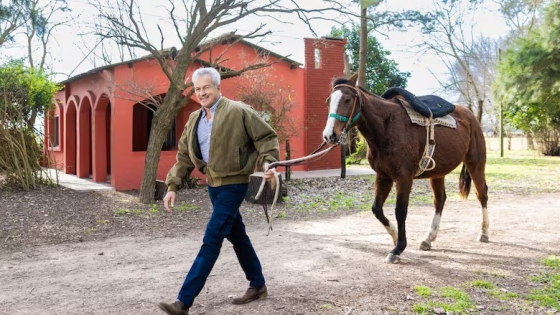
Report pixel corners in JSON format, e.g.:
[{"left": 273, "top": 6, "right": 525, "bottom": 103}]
[{"left": 331, "top": 77, "right": 384, "bottom": 99}]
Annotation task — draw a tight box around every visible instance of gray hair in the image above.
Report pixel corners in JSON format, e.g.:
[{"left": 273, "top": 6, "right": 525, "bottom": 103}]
[{"left": 192, "top": 67, "right": 221, "bottom": 87}]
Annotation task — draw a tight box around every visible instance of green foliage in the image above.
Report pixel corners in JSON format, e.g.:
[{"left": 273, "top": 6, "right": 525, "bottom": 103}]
[
  {"left": 346, "top": 132, "right": 368, "bottom": 164},
  {"left": 0, "top": 60, "right": 60, "bottom": 190},
  {"left": 173, "top": 202, "right": 197, "bottom": 211},
  {"left": 329, "top": 23, "right": 410, "bottom": 94},
  {"left": 414, "top": 285, "right": 433, "bottom": 298},
  {"left": 542, "top": 255, "right": 560, "bottom": 269},
  {"left": 413, "top": 285, "right": 475, "bottom": 314},
  {"left": 527, "top": 255, "right": 560, "bottom": 309},
  {"left": 471, "top": 279, "right": 494, "bottom": 289},
  {"left": 351, "top": 0, "right": 434, "bottom": 31},
  {"left": 471, "top": 279, "right": 519, "bottom": 301},
  {"left": 493, "top": 0, "right": 560, "bottom": 155},
  {"left": 0, "top": 59, "right": 59, "bottom": 126},
  {"left": 115, "top": 209, "right": 130, "bottom": 216}
]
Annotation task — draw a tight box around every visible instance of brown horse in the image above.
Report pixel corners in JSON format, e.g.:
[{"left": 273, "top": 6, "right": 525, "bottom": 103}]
[{"left": 322, "top": 73, "right": 489, "bottom": 263}]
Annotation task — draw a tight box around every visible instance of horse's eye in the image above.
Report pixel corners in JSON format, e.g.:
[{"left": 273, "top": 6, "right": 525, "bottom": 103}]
[{"left": 344, "top": 98, "right": 350, "bottom": 104}]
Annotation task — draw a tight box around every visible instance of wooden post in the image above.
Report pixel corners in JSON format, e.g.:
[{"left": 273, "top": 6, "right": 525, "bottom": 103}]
[
  {"left": 285, "top": 140, "right": 291, "bottom": 181},
  {"left": 341, "top": 143, "right": 346, "bottom": 178},
  {"left": 499, "top": 48, "right": 504, "bottom": 158}
]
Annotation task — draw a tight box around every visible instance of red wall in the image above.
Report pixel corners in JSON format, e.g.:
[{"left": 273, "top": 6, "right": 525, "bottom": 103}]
[{"left": 45, "top": 37, "right": 346, "bottom": 190}]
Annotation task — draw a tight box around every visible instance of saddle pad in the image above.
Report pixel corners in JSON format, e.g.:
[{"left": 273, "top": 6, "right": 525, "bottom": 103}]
[{"left": 402, "top": 105, "right": 457, "bottom": 129}]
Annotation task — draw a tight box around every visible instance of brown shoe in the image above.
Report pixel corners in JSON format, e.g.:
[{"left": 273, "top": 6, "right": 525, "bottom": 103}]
[
  {"left": 158, "top": 300, "right": 189, "bottom": 315},
  {"left": 232, "top": 285, "right": 268, "bottom": 305}
]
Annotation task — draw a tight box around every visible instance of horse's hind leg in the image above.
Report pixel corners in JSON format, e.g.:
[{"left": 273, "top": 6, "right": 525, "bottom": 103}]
[
  {"left": 419, "top": 178, "right": 446, "bottom": 250},
  {"left": 467, "top": 164, "right": 489, "bottom": 243},
  {"left": 371, "top": 175, "right": 397, "bottom": 246}
]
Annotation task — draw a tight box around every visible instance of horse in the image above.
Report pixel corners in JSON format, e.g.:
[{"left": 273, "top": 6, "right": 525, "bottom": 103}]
[{"left": 322, "top": 73, "right": 488, "bottom": 264}]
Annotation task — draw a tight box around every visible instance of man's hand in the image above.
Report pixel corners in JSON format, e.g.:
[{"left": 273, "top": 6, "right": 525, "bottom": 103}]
[
  {"left": 163, "top": 191, "right": 176, "bottom": 213},
  {"left": 262, "top": 162, "right": 276, "bottom": 182}
]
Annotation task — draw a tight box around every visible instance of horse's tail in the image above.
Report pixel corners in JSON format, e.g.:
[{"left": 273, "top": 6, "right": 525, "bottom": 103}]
[{"left": 459, "top": 164, "right": 471, "bottom": 199}]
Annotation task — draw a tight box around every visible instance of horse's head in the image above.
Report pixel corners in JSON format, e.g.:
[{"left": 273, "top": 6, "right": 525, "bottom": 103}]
[{"left": 322, "top": 73, "right": 362, "bottom": 145}]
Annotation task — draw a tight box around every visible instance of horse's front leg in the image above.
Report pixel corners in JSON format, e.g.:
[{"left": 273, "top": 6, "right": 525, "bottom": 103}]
[
  {"left": 385, "top": 178, "right": 413, "bottom": 264},
  {"left": 371, "top": 175, "right": 397, "bottom": 245}
]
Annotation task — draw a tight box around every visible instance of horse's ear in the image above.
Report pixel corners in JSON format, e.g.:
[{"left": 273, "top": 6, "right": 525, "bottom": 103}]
[{"left": 348, "top": 72, "right": 359, "bottom": 86}]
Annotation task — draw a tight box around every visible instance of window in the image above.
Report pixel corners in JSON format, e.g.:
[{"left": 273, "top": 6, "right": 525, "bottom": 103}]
[
  {"left": 162, "top": 119, "right": 176, "bottom": 150},
  {"left": 132, "top": 103, "right": 176, "bottom": 151},
  {"left": 52, "top": 116, "right": 60, "bottom": 147},
  {"left": 314, "top": 48, "right": 321, "bottom": 69}
]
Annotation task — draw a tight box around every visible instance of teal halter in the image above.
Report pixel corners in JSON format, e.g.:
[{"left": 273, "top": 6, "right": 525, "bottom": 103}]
[
  {"left": 328, "top": 112, "right": 361, "bottom": 127},
  {"left": 328, "top": 84, "right": 364, "bottom": 130}
]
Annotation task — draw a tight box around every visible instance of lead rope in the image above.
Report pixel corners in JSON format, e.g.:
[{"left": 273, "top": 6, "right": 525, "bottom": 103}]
[{"left": 255, "top": 141, "right": 340, "bottom": 235}]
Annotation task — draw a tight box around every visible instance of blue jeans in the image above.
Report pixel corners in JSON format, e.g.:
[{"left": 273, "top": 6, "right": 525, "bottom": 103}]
[{"left": 177, "top": 183, "right": 265, "bottom": 307}]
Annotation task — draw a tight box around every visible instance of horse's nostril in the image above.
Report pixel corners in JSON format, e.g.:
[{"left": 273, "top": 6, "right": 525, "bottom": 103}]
[{"left": 329, "top": 134, "right": 336, "bottom": 143}]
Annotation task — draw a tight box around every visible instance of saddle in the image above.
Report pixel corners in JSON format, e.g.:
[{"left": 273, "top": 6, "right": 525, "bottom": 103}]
[
  {"left": 380, "top": 87, "right": 457, "bottom": 177},
  {"left": 380, "top": 87, "right": 455, "bottom": 118}
]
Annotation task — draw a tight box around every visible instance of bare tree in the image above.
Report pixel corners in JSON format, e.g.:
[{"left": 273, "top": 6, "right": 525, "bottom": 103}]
[
  {"left": 233, "top": 57, "right": 300, "bottom": 145},
  {"left": 20, "top": 0, "right": 72, "bottom": 129},
  {"left": 417, "top": 0, "right": 489, "bottom": 122},
  {"left": 0, "top": 0, "right": 29, "bottom": 47},
  {"left": 496, "top": 0, "right": 549, "bottom": 37},
  {"left": 91, "top": 0, "right": 350, "bottom": 203},
  {"left": 325, "top": 0, "right": 433, "bottom": 87},
  {"left": 442, "top": 36, "right": 503, "bottom": 125}
]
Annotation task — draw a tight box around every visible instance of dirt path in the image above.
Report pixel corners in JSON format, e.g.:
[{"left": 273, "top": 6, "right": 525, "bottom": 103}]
[{"left": 1, "top": 193, "right": 559, "bottom": 315}]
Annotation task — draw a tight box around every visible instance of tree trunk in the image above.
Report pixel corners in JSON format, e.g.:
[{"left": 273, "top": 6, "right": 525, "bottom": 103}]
[
  {"left": 27, "top": 108, "right": 38, "bottom": 130},
  {"left": 343, "top": 52, "right": 351, "bottom": 78},
  {"left": 358, "top": 5, "right": 367, "bottom": 88},
  {"left": 138, "top": 99, "right": 178, "bottom": 203},
  {"left": 526, "top": 131, "right": 535, "bottom": 150},
  {"left": 476, "top": 99, "right": 484, "bottom": 123}
]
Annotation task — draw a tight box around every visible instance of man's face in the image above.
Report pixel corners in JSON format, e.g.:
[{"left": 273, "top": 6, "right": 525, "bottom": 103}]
[{"left": 194, "top": 74, "right": 220, "bottom": 108}]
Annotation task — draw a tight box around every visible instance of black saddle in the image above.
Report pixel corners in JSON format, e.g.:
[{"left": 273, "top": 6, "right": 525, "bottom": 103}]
[{"left": 380, "top": 87, "right": 455, "bottom": 118}]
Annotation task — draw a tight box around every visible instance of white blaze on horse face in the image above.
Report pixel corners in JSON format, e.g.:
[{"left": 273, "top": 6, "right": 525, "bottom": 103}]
[{"left": 323, "top": 90, "right": 343, "bottom": 142}]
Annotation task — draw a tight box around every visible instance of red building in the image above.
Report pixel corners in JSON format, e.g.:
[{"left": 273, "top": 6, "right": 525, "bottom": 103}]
[{"left": 44, "top": 34, "right": 346, "bottom": 191}]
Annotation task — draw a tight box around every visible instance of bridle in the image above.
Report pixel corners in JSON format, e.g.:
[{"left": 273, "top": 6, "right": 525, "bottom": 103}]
[
  {"left": 326, "top": 83, "right": 364, "bottom": 145},
  {"left": 256, "top": 83, "right": 365, "bottom": 235}
]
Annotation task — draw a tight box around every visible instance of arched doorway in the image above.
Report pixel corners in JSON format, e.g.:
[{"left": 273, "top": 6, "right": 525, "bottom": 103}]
[
  {"left": 93, "top": 94, "right": 112, "bottom": 182},
  {"left": 65, "top": 101, "right": 77, "bottom": 175},
  {"left": 77, "top": 97, "right": 92, "bottom": 178}
]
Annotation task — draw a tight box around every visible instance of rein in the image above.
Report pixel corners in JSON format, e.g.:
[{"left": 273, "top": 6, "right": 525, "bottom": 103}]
[
  {"left": 256, "top": 83, "right": 364, "bottom": 235},
  {"left": 255, "top": 141, "right": 340, "bottom": 235}
]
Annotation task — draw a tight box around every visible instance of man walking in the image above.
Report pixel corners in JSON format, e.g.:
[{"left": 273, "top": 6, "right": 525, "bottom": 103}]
[{"left": 158, "top": 67, "right": 279, "bottom": 315}]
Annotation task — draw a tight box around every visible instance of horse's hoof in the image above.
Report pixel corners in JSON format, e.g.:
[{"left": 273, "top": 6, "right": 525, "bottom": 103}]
[
  {"left": 478, "top": 234, "right": 489, "bottom": 243},
  {"left": 419, "top": 241, "right": 431, "bottom": 251},
  {"left": 384, "top": 253, "right": 401, "bottom": 264}
]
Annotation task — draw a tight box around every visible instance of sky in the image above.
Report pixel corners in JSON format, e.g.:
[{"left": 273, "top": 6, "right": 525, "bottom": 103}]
[{"left": 2, "top": 0, "right": 511, "bottom": 102}]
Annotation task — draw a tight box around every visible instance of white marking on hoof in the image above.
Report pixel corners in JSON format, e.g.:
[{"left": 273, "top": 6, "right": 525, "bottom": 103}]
[
  {"left": 478, "top": 233, "right": 489, "bottom": 243},
  {"left": 384, "top": 253, "right": 401, "bottom": 264},
  {"left": 481, "top": 206, "right": 489, "bottom": 236},
  {"left": 384, "top": 221, "right": 398, "bottom": 246},
  {"left": 419, "top": 240, "right": 431, "bottom": 251},
  {"left": 427, "top": 213, "right": 441, "bottom": 242}
]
